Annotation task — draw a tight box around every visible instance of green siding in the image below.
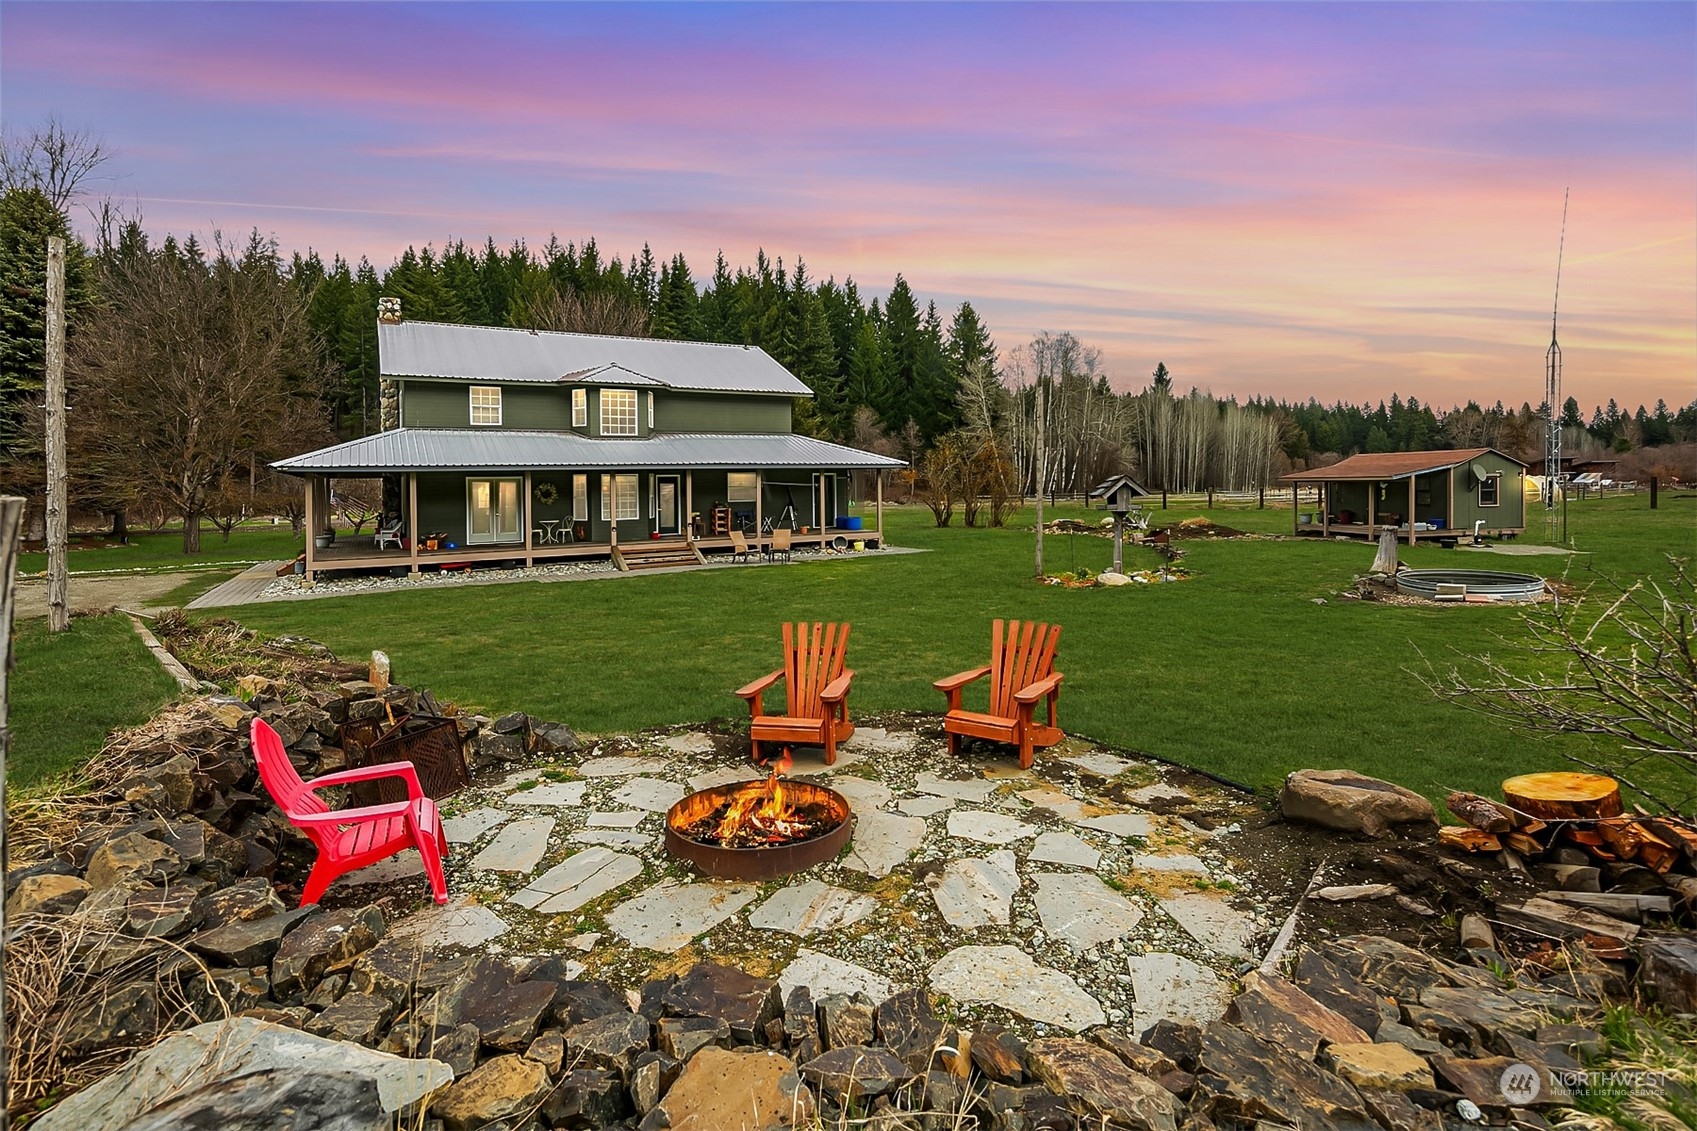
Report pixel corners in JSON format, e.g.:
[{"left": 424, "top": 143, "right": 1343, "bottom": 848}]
[
  {"left": 654, "top": 392, "right": 792, "bottom": 434},
  {"left": 402, "top": 381, "right": 570, "bottom": 430},
  {"left": 1450, "top": 453, "right": 1527, "bottom": 531}
]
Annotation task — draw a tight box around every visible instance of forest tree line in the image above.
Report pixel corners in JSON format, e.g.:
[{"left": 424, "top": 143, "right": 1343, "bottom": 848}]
[{"left": 3, "top": 120, "right": 1694, "bottom": 543}]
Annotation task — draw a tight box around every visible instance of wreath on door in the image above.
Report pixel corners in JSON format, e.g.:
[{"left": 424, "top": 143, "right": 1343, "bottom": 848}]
[{"left": 534, "top": 481, "right": 559, "bottom": 506}]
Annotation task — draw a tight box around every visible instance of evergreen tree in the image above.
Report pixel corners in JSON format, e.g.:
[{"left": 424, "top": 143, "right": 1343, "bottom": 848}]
[
  {"left": 652, "top": 253, "right": 700, "bottom": 340},
  {"left": 0, "top": 187, "right": 90, "bottom": 449},
  {"left": 878, "top": 275, "right": 924, "bottom": 433},
  {"left": 1561, "top": 396, "right": 1583, "bottom": 428}
]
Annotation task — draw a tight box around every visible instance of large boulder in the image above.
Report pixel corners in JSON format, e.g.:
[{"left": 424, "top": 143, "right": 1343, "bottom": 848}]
[
  {"left": 271, "top": 906, "right": 387, "bottom": 999},
  {"left": 85, "top": 832, "right": 183, "bottom": 890},
  {"left": 118, "top": 1068, "right": 387, "bottom": 1131},
  {"left": 31, "top": 1018, "right": 452, "bottom": 1131},
  {"left": 1278, "top": 770, "right": 1436, "bottom": 838},
  {"left": 662, "top": 963, "right": 779, "bottom": 1045},
  {"left": 6, "top": 873, "right": 90, "bottom": 918}
]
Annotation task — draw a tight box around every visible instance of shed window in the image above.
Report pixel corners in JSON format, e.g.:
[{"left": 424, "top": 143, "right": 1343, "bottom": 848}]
[
  {"left": 727, "top": 472, "right": 757, "bottom": 503},
  {"left": 469, "top": 386, "right": 502, "bottom": 426},
  {"left": 571, "top": 388, "right": 587, "bottom": 427},
  {"left": 601, "top": 389, "right": 637, "bottom": 436},
  {"left": 600, "top": 473, "right": 639, "bottom": 520},
  {"left": 1479, "top": 474, "right": 1500, "bottom": 507}
]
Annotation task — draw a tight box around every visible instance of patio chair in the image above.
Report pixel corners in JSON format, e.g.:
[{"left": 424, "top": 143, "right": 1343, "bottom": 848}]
[
  {"left": 735, "top": 621, "right": 855, "bottom": 766},
  {"left": 729, "top": 529, "right": 753, "bottom": 562},
  {"left": 764, "top": 527, "right": 792, "bottom": 563},
  {"left": 373, "top": 517, "right": 405, "bottom": 551},
  {"left": 934, "top": 619, "right": 1064, "bottom": 769},
  {"left": 250, "top": 717, "right": 449, "bottom": 907}
]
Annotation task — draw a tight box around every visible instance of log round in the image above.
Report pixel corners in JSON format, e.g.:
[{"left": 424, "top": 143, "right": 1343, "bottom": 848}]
[{"left": 1502, "top": 772, "right": 1622, "bottom": 821}]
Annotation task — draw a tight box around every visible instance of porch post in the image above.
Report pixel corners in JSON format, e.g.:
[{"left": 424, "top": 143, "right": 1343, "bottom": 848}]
[
  {"left": 523, "top": 471, "right": 534, "bottom": 567},
  {"left": 1366, "top": 482, "right": 1376, "bottom": 534},
  {"left": 303, "top": 475, "right": 316, "bottom": 581},
  {"left": 685, "top": 472, "right": 694, "bottom": 543},
  {"left": 1408, "top": 476, "right": 1417, "bottom": 547},
  {"left": 408, "top": 473, "right": 419, "bottom": 575},
  {"left": 875, "top": 471, "right": 884, "bottom": 544},
  {"left": 1321, "top": 483, "right": 1329, "bottom": 535},
  {"left": 818, "top": 475, "right": 827, "bottom": 541},
  {"left": 1291, "top": 483, "right": 1298, "bottom": 533},
  {"left": 754, "top": 471, "right": 764, "bottom": 541},
  {"left": 1448, "top": 467, "right": 1456, "bottom": 534}
]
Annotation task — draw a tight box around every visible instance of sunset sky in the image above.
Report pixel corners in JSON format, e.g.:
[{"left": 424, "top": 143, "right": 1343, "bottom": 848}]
[{"left": 5, "top": 1, "right": 1692, "bottom": 411}]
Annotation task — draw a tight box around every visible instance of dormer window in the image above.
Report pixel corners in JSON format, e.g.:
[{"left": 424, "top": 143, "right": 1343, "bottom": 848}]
[
  {"left": 572, "top": 388, "right": 587, "bottom": 427},
  {"left": 469, "top": 385, "right": 502, "bottom": 426},
  {"left": 601, "top": 389, "right": 637, "bottom": 436}
]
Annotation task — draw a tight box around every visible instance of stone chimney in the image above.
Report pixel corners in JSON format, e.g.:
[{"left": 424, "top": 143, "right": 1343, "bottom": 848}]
[
  {"left": 377, "top": 297, "right": 401, "bottom": 429},
  {"left": 377, "top": 296, "right": 402, "bottom": 325}
]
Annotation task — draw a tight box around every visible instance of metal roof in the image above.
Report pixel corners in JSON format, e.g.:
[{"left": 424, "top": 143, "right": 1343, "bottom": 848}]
[
  {"left": 1279, "top": 448, "right": 1526, "bottom": 483},
  {"left": 274, "top": 429, "right": 907, "bottom": 475},
  {"left": 379, "top": 320, "right": 811, "bottom": 395}
]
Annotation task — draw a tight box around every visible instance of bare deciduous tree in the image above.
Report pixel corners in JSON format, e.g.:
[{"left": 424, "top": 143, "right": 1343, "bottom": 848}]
[
  {"left": 515, "top": 287, "right": 651, "bottom": 337},
  {"left": 1426, "top": 558, "right": 1697, "bottom": 813},
  {"left": 68, "top": 231, "right": 333, "bottom": 552},
  {"left": 1, "top": 117, "right": 111, "bottom": 211}
]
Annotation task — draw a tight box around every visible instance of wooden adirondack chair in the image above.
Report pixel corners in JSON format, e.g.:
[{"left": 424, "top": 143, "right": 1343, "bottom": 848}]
[
  {"left": 735, "top": 622, "right": 855, "bottom": 765},
  {"left": 250, "top": 717, "right": 449, "bottom": 907},
  {"left": 934, "top": 620, "right": 1064, "bottom": 769}
]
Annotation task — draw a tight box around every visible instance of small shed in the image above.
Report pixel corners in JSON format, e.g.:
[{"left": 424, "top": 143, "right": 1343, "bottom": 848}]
[
  {"left": 1089, "top": 474, "right": 1152, "bottom": 571},
  {"left": 1279, "top": 448, "right": 1528, "bottom": 545}
]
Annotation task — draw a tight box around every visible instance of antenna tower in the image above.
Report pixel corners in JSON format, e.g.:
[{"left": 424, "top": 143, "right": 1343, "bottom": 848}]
[{"left": 1544, "top": 189, "right": 1568, "bottom": 544}]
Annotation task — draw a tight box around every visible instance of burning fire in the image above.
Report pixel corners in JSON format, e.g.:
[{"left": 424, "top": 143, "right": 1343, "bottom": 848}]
[{"left": 714, "top": 772, "right": 811, "bottom": 844}]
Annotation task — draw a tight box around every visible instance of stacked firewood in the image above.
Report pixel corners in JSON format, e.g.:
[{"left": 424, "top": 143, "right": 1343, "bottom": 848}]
[{"left": 1439, "top": 772, "right": 1696, "bottom": 957}]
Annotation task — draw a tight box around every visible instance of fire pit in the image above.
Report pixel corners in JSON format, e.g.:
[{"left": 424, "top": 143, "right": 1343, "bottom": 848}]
[{"left": 664, "top": 775, "right": 854, "bottom": 881}]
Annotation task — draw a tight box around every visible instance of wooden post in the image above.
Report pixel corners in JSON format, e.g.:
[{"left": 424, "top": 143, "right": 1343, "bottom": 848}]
[
  {"left": 1650, "top": 475, "right": 1658, "bottom": 509},
  {"left": 1160, "top": 487, "right": 1168, "bottom": 509},
  {"left": 1291, "top": 484, "right": 1299, "bottom": 532},
  {"left": 1407, "top": 476, "right": 1417, "bottom": 546},
  {"left": 1366, "top": 482, "right": 1376, "bottom": 535},
  {"left": 1448, "top": 467, "right": 1456, "bottom": 534},
  {"left": 1321, "top": 482, "right": 1330, "bottom": 536},
  {"left": 1207, "top": 487, "right": 1213, "bottom": 509},
  {"left": 754, "top": 471, "right": 764, "bottom": 542},
  {"left": 1034, "top": 377, "right": 1046, "bottom": 579},
  {"left": 2, "top": 494, "right": 26, "bottom": 1129},
  {"left": 44, "top": 237, "right": 69, "bottom": 633},
  {"left": 685, "top": 472, "right": 694, "bottom": 542},
  {"left": 523, "top": 472, "right": 533, "bottom": 567},
  {"left": 407, "top": 473, "right": 419, "bottom": 575},
  {"left": 875, "top": 471, "right": 884, "bottom": 545},
  {"left": 304, "top": 475, "right": 317, "bottom": 580},
  {"left": 1258, "top": 483, "right": 1265, "bottom": 510},
  {"left": 1112, "top": 515, "right": 1124, "bottom": 572}
]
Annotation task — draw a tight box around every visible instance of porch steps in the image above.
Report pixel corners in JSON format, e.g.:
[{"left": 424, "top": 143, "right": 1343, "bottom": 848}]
[{"left": 611, "top": 541, "right": 706, "bottom": 572}]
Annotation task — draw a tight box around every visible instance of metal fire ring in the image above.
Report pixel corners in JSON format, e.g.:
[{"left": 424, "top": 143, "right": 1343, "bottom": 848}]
[{"left": 664, "top": 779, "right": 855, "bottom": 881}]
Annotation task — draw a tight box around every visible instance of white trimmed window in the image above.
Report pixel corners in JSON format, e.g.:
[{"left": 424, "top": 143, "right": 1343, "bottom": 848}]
[
  {"left": 647, "top": 392, "right": 655, "bottom": 429},
  {"left": 469, "top": 385, "right": 502, "bottom": 426},
  {"left": 600, "top": 473, "right": 639, "bottom": 521},
  {"left": 571, "top": 388, "right": 587, "bottom": 427},
  {"left": 572, "top": 474, "right": 588, "bottom": 521},
  {"left": 727, "top": 472, "right": 757, "bottom": 504},
  {"left": 601, "top": 389, "right": 637, "bottom": 436},
  {"left": 1479, "top": 474, "right": 1501, "bottom": 507}
]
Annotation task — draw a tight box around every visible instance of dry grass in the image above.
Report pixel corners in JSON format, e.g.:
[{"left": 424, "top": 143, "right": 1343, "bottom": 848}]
[{"left": 5, "top": 905, "right": 228, "bottom": 1122}]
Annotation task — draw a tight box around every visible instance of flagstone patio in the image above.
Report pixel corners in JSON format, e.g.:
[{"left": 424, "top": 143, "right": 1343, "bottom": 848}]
[{"left": 353, "top": 716, "right": 1277, "bottom": 1036}]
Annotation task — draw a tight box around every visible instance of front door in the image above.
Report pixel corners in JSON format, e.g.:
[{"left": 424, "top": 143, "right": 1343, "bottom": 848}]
[
  {"left": 656, "top": 475, "right": 681, "bottom": 536},
  {"left": 467, "top": 477, "right": 522, "bottom": 544}
]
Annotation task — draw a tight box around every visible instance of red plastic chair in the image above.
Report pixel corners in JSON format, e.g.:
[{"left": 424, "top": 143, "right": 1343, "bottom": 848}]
[{"left": 250, "top": 717, "right": 449, "bottom": 907}]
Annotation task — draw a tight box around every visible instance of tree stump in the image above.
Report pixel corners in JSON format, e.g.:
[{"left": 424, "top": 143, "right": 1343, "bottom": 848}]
[{"left": 1502, "top": 772, "right": 1622, "bottom": 821}]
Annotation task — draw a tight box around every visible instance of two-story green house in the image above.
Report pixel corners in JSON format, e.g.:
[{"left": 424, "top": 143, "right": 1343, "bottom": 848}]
[{"left": 276, "top": 312, "right": 905, "bottom": 578}]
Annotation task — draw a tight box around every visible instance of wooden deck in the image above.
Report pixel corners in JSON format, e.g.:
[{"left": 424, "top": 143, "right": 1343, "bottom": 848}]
[
  {"left": 1294, "top": 522, "right": 1522, "bottom": 543},
  {"left": 303, "top": 526, "right": 882, "bottom": 579}
]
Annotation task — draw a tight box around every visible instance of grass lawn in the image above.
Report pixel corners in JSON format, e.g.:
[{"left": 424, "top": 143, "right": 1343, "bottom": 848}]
[
  {"left": 7, "top": 614, "right": 180, "bottom": 789},
  {"left": 15, "top": 522, "right": 308, "bottom": 576},
  {"left": 216, "top": 489, "right": 1694, "bottom": 803}
]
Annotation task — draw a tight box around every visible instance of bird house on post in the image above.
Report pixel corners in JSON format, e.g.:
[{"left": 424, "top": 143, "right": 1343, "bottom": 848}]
[{"left": 1089, "top": 474, "right": 1151, "bottom": 573}]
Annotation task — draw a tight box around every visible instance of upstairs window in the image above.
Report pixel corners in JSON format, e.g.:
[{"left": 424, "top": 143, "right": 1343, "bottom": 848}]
[
  {"left": 571, "top": 388, "right": 587, "bottom": 427},
  {"left": 469, "top": 386, "right": 502, "bottom": 426},
  {"left": 601, "top": 389, "right": 637, "bottom": 436},
  {"left": 648, "top": 391, "right": 655, "bottom": 429},
  {"left": 1479, "top": 474, "right": 1501, "bottom": 507}
]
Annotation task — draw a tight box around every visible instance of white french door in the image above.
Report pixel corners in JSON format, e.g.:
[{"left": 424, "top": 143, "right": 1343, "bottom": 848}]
[{"left": 467, "top": 477, "right": 522, "bottom": 544}]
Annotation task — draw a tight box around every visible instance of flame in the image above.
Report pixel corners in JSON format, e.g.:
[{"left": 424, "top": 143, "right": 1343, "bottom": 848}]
[{"left": 713, "top": 771, "right": 810, "bottom": 843}]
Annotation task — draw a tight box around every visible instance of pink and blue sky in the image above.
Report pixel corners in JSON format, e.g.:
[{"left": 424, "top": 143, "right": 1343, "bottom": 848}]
[{"left": 5, "top": 1, "right": 1692, "bottom": 409}]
